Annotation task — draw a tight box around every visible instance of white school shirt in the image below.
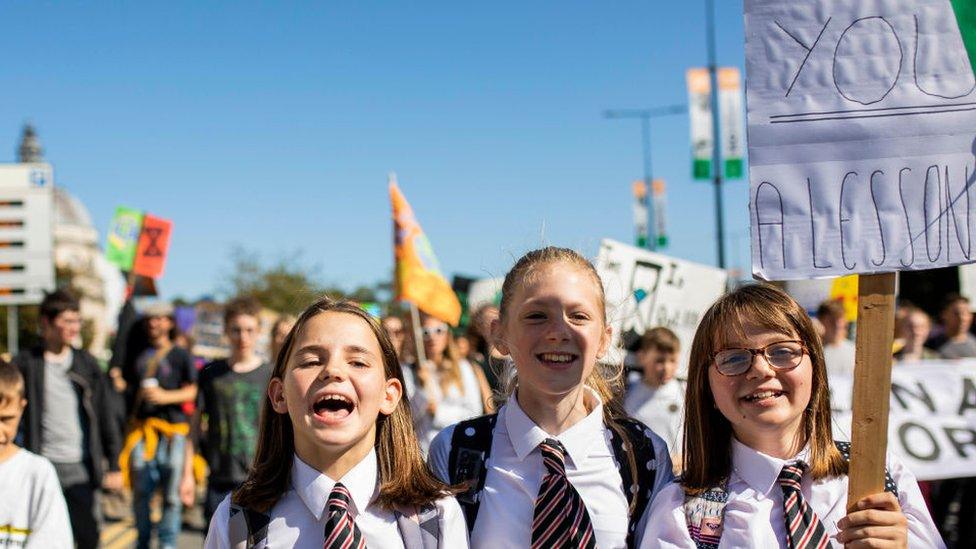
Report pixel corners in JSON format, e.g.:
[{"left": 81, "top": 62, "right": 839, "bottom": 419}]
[
  {"left": 204, "top": 450, "right": 469, "bottom": 549},
  {"left": 428, "top": 388, "right": 674, "bottom": 549},
  {"left": 624, "top": 378, "right": 684, "bottom": 456},
  {"left": 640, "top": 438, "right": 946, "bottom": 548},
  {"left": 0, "top": 449, "right": 73, "bottom": 548}
]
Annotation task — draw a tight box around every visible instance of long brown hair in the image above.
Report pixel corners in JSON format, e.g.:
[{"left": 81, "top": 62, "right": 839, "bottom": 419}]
[
  {"left": 681, "top": 284, "right": 845, "bottom": 494},
  {"left": 495, "top": 246, "right": 640, "bottom": 512},
  {"left": 233, "top": 298, "right": 457, "bottom": 512}
]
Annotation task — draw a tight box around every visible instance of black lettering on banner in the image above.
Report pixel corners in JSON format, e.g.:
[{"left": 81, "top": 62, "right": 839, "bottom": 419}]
[
  {"left": 839, "top": 171, "right": 857, "bottom": 270},
  {"left": 143, "top": 227, "right": 164, "bottom": 257},
  {"left": 944, "top": 427, "right": 976, "bottom": 458},
  {"left": 755, "top": 182, "right": 786, "bottom": 269},
  {"left": 899, "top": 168, "right": 916, "bottom": 267},
  {"left": 870, "top": 170, "right": 887, "bottom": 266},
  {"left": 898, "top": 421, "right": 940, "bottom": 461},
  {"left": 774, "top": 18, "right": 832, "bottom": 98},
  {"left": 923, "top": 165, "right": 944, "bottom": 262},
  {"left": 913, "top": 15, "right": 976, "bottom": 100},
  {"left": 807, "top": 177, "right": 832, "bottom": 269},
  {"left": 946, "top": 164, "right": 973, "bottom": 260},
  {"left": 958, "top": 378, "right": 976, "bottom": 415},
  {"left": 890, "top": 381, "right": 936, "bottom": 412},
  {"left": 833, "top": 17, "right": 903, "bottom": 105}
]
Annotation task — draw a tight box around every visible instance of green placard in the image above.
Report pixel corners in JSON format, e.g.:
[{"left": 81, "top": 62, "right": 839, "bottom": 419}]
[
  {"left": 693, "top": 159, "right": 711, "bottom": 180},
  {"left": 952, "top": 0, "right": 976, "bottom": 73},
  {"left": 725, "top": 158, "right": 744, "bottom": 179},
  {"left": 106, "top": 206, "right": 144, "bottom": 270}
]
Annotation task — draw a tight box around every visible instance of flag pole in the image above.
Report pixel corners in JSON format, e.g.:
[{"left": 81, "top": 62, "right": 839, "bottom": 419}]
[{"left": 409, "top": 301, "right": 428, "bottom": 368}]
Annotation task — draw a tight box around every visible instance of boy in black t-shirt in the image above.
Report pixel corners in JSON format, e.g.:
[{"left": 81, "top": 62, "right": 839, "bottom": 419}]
[
  {"left": 179, "top": 297, "right": 270, "bottom": 525},
  {"left": 118, "top": 302, "right": 197, "bottom": 549}
]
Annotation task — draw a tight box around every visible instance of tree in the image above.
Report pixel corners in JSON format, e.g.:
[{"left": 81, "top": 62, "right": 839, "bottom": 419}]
[{"left": 221, "top": 246, "right": 339, "bottom": 315}]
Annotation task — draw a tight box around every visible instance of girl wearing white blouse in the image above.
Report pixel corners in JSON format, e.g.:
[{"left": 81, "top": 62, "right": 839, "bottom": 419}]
[
  {"left": 642, "top": 284, "right": 944, "bottom": 548},
  {"left": 204, "top": 298, "right": 468, "bottom": 549},
  {"left": 429, "top": 247, "right": 673, "bottom": 549}
]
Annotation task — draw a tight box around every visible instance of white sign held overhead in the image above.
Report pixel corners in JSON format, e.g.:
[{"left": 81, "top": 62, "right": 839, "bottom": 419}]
[
  {"left": 0, "top": 164, "right": 55, "bottom": 305},
  {"left": 596, "top": 239, "right": 728, "bottom": 373},
  {"left": 744, "top": 0, "right": 976, "bottom": 281}
]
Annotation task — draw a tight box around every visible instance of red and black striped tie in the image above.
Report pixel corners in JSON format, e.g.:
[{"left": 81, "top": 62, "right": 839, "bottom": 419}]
[
  {"left": 778, "top": 462, "right": 832, "bottom": 549},
  {"left": 531, "top": 438, "right": 597, "bottom": 549},
  {"left": 324, "top": 483, "right": 366, "bottom": 549}
]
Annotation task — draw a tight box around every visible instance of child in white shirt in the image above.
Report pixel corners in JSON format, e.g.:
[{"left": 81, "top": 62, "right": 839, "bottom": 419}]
[
  {"left": 429, "top": 247, "right": 673, "bottom": 549},
  {"left": 0, "top": 360, "right": 72, "bottom": 548},
  {"left": 204, "top": 298, "right": 468, "bottom": 549},
  {"left": 624, "top": 326, "right": 684, "bottom": 459},
  {"left": 642, "top": 284, "right": 944, "bottom": 547}
]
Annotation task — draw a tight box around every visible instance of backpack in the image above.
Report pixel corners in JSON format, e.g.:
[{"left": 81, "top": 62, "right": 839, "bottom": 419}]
[
  {"left": 227, "top": 501, "right": 442, "bottom": 549},
  {"left": 683, "top": 440, "right": 899, "bottom": 549},
  {"left": 447, "top": 413, "right": 662, "bottom": 549}
]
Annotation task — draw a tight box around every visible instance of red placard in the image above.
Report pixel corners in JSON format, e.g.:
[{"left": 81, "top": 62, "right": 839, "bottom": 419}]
[{"left": 132, "top": 214, "right": 172, "bottom": 279}]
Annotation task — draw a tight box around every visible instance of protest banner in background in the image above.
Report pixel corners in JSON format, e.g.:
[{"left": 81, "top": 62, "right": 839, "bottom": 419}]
[
  {"left": 595, "top": 239, "right": 727, "bottom": 372},
  {"left": 132, "top": 214, "right": 173, "bottom": 278},
  {"left": 106, "top": 206, "right": 144, "bottom": 270},
  {"left": 831, "top": 360, "right": 976, "bottom": 481},
  {"left": 744, "top": 0, "right": 976, "bottom": 281}
]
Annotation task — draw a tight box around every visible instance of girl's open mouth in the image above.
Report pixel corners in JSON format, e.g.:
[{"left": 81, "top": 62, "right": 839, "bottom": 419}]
[
  {"left": 536, "top": 352, "right": 579, "bottom": 369},
  {"left": 741, "top": 390, "right": 786, "bottom": 404},
  {"left": 312, "top": 394, "right": 355, "bottom": 422}
]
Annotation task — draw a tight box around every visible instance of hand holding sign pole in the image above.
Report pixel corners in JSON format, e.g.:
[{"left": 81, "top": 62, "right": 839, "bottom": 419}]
[{"left": 743, "top": 0, "right": 976, "bottom": 509}]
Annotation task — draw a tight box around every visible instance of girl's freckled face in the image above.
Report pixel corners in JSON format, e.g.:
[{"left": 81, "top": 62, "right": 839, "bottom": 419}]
[
  {"left": 496, "top": 263, "right": 611, "bottom": 398},
  {"left": 708, "top": 323, "right": 812, "bottom": 445}
]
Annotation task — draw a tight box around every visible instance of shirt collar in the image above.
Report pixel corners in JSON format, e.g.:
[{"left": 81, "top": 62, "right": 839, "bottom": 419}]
[
  {"left": 291, "top": 450, "right": 379, "bottom": 521},
  {"left": 731, "top": 437, "right": 810, "bottom": 496},
  {"left": 504, "top": 386, "right": 605, "bottom": 467}
]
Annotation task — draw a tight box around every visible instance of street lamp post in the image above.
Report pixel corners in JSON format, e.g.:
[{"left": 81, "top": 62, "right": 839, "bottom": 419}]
[
  {"left": 604, "top": 105, "right": 686, "bottom": 250},
  {"left": 706, "top": 0, "right": 726, "bottom": 269}
]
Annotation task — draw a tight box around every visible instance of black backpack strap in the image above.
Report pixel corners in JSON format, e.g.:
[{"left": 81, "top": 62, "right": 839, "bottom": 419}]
[
  {"left": 833, "top": 441, "right": 899, "bottom": 497},
  {"left": 395, "top": 502, "right": 442, "bottom": 549},
  {"left": 607, "top": 417, "right": 659, "bottom": 548},
  {"left": 228, "top": 503, "right": 271, "bottom": 549},
  {"left": 447, "top": 413, "right": 498, "bottom": 532}
]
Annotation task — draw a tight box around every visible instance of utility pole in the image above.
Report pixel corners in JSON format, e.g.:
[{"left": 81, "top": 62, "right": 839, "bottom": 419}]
[
  {"left": 604, "top": 105, "right": 686, "bottom": 250},
  {"left": 706, "top": 0, "right": 726, "bottom": 268}
]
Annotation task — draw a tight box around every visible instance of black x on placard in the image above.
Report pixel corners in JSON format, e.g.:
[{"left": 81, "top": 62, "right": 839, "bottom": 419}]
[{"left": 143, "top": 227, "right": 164, "bottom": 257}]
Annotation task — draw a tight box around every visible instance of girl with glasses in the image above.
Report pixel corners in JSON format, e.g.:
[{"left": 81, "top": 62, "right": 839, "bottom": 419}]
[{"left": 641, "top": 284, "right": 943, "bottom": 548}]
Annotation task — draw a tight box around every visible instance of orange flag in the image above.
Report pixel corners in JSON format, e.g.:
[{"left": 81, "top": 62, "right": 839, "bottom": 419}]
[{"left": 390, "top": 176, "right": 461, "bottom": 326}]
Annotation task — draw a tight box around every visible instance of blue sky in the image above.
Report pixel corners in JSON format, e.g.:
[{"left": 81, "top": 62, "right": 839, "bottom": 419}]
[{"left": 0, "top": 1, "right": 749, "bottom": 300}]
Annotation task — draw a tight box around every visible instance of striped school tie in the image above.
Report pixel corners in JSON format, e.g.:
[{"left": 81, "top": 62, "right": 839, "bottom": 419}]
[
  {"left": 324, "top": 482, "right": 367, "bottom": 549},
  {"left": 531, "top": 438, "right": 597, "bottom": 549},
  {"left": 778, "top": 462, "right": 832, "bottom": 549}
]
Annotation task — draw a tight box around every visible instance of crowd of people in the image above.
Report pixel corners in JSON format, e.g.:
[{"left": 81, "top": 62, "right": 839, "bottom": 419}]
[{"left": 0, "top": 246, "right": 972, "bottom": 547}]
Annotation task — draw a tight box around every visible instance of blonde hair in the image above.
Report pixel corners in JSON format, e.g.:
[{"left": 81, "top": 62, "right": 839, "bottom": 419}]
[
  {"left": 418, "top": 313, "right": 467, "bottom": 396},
  {"left": 681, "top": 284, "right": 845, "bottom": 494},
  {"left": 233, "top": 298, "right": 456, "bottom": 512},
  {"left": 495, "top": 247, "right": 638, "bottom": 510}
]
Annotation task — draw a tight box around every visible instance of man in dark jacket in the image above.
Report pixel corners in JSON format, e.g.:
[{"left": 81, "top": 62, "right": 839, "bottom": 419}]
[{"left": 15, "top": 289, "right": 123, "bottom": 549}]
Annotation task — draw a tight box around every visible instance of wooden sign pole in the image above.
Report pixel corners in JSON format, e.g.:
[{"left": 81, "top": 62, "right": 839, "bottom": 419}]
[{"left": 846, "top": 272, "right": 897, "bottom": 512}]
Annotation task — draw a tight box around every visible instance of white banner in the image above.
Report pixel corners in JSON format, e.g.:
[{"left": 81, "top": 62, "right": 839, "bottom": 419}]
[
  {"left": 744, "top": 0, "right": 976, "bottom": 281},
  {"left": 686, "top": 68, "right": 714, "bottom": 181},
  {"left": 718, "top": 68, "right": 745, "bottom": 179},
  {"left": 831, "top": 360, "right": 976, "bottom": 481},
  {"left": 596, "top": 239, "right": 728, "bottom": 372}
]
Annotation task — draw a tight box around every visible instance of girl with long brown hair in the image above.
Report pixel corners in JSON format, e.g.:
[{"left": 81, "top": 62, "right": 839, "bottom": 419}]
[
  {"left": 204, "top": 297, "right": 467, "bottom": 548},
  {"left": 642, "top": 284, "right": 942, "bottom": 547},
  {"left": 428, "top": 247, "right": 673, "bottom": 548}
]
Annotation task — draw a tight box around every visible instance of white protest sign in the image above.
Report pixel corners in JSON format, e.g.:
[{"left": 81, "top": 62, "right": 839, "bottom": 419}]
[
  {"left": 744, "top": 0, "right": 976, "bottom": 281},
  {"left": 596, "top": 239, "right": 728, "bottom": 372},
  {"left": 831, "top": 360, "right": 976, "bottom": 481}
]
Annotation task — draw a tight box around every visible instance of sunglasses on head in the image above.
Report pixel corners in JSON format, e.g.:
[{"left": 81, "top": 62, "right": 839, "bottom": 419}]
[
  {"left": 422, "top": 325, "right": 449, "bottom": 339},
  {"left": 711, "top": 340, "right": 807, "bottom": 376}
]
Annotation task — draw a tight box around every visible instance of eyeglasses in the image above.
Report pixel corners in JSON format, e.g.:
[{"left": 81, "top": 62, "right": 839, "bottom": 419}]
[
  {"left": 422, "top": 326, "right": 449, "bottom": 339},
  {"left": 712, "top": 340, "right": 807, "bottom": 376}
]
